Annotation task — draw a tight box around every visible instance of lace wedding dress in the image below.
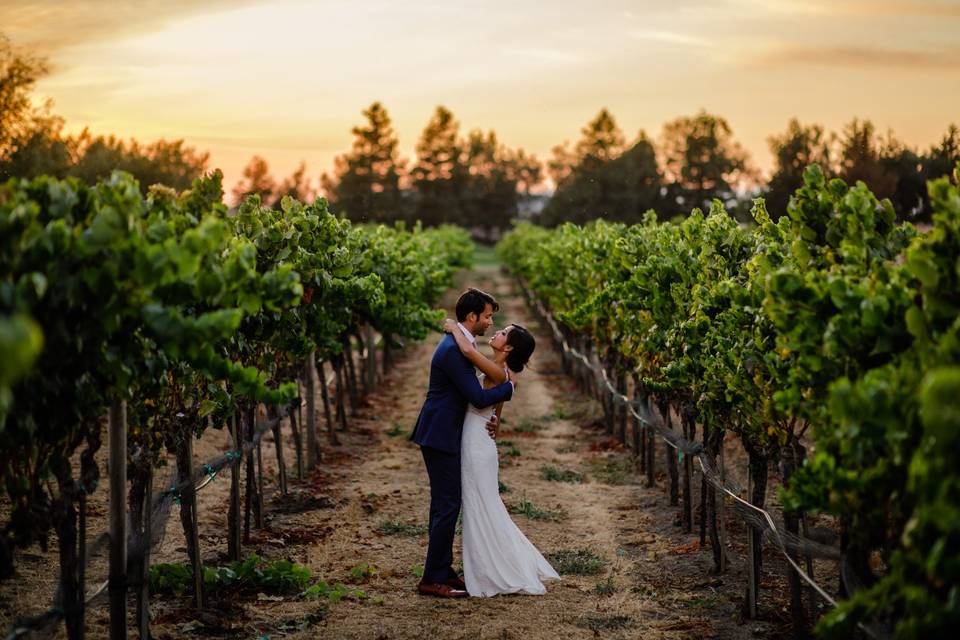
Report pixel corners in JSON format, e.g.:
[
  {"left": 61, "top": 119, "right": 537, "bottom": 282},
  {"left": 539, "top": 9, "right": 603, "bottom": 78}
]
[{"left": 460, "top": 374, "right": 560, "bottom": 597}]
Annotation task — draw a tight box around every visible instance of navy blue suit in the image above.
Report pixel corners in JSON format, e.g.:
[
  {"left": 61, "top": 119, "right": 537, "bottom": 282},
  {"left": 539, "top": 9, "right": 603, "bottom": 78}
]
[{"left": 410, "top": 333, "right": 513, "bottom": 584}]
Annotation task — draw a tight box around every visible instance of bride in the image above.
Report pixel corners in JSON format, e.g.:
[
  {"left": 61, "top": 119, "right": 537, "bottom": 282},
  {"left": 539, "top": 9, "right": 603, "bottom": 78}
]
[{"left": 443, "top": 318, "right": 560, "bottom": 597}]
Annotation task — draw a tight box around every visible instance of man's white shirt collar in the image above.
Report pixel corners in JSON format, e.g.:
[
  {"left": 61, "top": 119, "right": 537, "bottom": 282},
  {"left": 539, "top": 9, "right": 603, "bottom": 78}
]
[{"left": 457, "top": 322, "right": 477, "bottom": 345}]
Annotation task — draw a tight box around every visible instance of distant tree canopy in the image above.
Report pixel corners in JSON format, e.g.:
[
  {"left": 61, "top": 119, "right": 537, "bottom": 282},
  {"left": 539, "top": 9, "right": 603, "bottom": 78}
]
[
  {"left": 0, "top": 35, "right": 209, "bottom": 192},
  {"left": 542, "top": 109, "right": 662, "bottom": 226},
  {"left": 661, "top": 110, "right": 752, "bottom": 214},
  {"left": 274, "top": 161, "right": 313, "bottom": 204},
  {"left": 232, "top": 155, "right": 277, "bottom": 206},
  {"left": 765, "top": 118, "right": 959, "bottom": 222},
  {"left": 3, "top": 31, "right": 957, "bottom": 228},
  {"left": 764, "top": 119, "right": 833, "bottom": 219},
  {"left": 541, "top": 108, "right": 957, "bottom": 227},
  {"left": 317, "top": 103, "right": 542, "bottom": 237},
  {"left": 321, "top": 101, "right": 405, "bottom": 223}
]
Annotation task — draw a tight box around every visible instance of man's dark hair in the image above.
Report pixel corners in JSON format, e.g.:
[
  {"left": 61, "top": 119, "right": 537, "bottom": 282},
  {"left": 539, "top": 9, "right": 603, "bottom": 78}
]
[{"left": 455, "top": 288, "right": 499, "bottom": 322}]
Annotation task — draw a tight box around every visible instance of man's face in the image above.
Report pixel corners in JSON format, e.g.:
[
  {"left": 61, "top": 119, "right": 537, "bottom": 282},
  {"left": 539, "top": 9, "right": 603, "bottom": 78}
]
[{"left": 473, "top": 303, "right": 495, "bottom": 336}]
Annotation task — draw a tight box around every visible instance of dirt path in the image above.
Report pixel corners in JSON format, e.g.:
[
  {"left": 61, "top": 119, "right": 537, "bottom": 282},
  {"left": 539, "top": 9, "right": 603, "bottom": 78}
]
[
  {"left": 2, "top": 265, "right": 789, "bottom": 640},
  {"left": 265, "top": 266, "right": 783, "bottom": 640}
]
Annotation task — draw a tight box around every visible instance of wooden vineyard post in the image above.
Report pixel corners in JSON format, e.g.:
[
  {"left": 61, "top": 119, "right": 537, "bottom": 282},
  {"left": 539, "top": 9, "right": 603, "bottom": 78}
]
[
  {"left": 746, "top": 470, "right": 758, "bottom": 618},
  {"left": 646, "top": 422, "right": 655, "bottom": 488},
  {"left": 700, "top": 450, "right": 708, "bottom": 546},
  {"left": 365, "top": 324, "right": 377, "bottom": 391},
  {"left": 718, "top": 444, "right": 728, "bottom": 571},
  {"left": 108, "top": 399, "right": 128, "bottom": 640},
  {"left": 175, "top": 430, "right": 204, "bottom": 609},
  {"left": 288, "top": 396, "right": 304, "bottom": 480},
  {"left": 270, "top": 406, "right": 288, "bottom": 496},
  {"left": 631, "top": 379, "right": 642, "bottom": 465},
  {"left": 305, "top": 352, "right": 319, "bottom": 469},
  {"left": 228, "top": 412, "right": 242, "bottom": 560},
  {"left": 255, "top": 421, "right": 264, "bottom": 528},
  {"left": 782, "top": 441, "right": 807, "bottom": 632},
  {"left": 298, "top": 379, "right": 304, "bottom": 454},
  {"left": 642, "top": 394, "right": 655, "bottom": 488},
  {"left": 616, "top": 368, "right": 627, "bottom": 445},
  {"left": 343, "top": 336, "right": 359, "bottom": 415},
  {"left": 603, "top": 365, "right": 614, "bottom": 435},
  {"left": 243, "top": 407, "right": 255, "bottom": 542},
  {"left": 579, "top": 337, "right": 592, "bottom": 396},
  {"left": 137, "top": 467, "right": 152, "bottom": 640},
  {"left": 681, "top": 414, "right": 694, "bottom": 534},
  {"left": 662, "top": 404, "right": 679, "bottom": 507},
  {"left": 318, "top": 359, "right": 338, "bottom": 445},
  {"left": 334, "top": 357, "right": 348, "bottom": 432},
  {"left": 742, "top": 444, "right": 767, "bottom": 620},
  {"left": 382, "top": 333, "right": 393, "bottom": 376}
]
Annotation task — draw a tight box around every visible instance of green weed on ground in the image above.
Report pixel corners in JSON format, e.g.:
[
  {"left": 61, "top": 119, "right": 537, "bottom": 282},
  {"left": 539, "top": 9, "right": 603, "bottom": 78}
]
[
  {"left": 508, "top": 418, "right": 545, "bottom": 433},
  {"left": 594, "top": 576, "right": 617, "bottom": 596},
  {"left": 540, "top": 465, "right": 584, "bottom": 483},
  {"left": 585, "top": 456, "right": 635, "bottom": 485},
  {"left": 546, "top": 549, "right": 605, "bottom": 575},
  {"left": 498, "top": 440, "right": 522, "bottom": 457},
  {"left": 385, "top": 422, "right": 408, "bottom": 438},
  {"left": 376, "top": 521, "right": 427, "bottom": 537},
  {"left": 508, "top": 499, "right": 567, "bottom": 521},
  {"left": 574, "top": 614, "right": 632, "bottom": 631}
]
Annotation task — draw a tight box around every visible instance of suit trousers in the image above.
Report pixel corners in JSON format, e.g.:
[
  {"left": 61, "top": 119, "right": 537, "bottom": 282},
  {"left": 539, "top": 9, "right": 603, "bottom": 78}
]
[{"left": 420, "top": 445, "right": 461, "bottom": 584}]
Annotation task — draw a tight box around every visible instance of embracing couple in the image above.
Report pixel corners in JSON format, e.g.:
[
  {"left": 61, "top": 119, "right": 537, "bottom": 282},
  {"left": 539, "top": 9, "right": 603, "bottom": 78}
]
[{"left": 409, "top": 288, "right": 560, "bottom": 598}]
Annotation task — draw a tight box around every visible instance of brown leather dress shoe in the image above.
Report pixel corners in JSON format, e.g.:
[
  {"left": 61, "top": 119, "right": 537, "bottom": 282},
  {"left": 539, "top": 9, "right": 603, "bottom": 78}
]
[
  {"left": 445, "top": 576, "right": 467, "bottom": 590},
  {"left": 417, "top": 581, "right": 468, "bottom": 598}
]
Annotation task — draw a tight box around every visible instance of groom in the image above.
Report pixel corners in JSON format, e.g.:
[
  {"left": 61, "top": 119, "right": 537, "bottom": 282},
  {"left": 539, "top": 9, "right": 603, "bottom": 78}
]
[{"left": 409, "top": 288, "right": 514, "bottom": 598}]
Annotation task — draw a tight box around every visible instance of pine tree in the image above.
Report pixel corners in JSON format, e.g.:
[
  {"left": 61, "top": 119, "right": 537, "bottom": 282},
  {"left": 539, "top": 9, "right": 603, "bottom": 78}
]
[
  {"left": 232, "top": 155, "right": 277, "bottom": 205},
  {"left": 460, "top": 130, "right": 518, "bottom": 238},
  {"left": 274, "top": 161, "right": 312, "bottom": 205},
  {"left": 410, "top": 106, "right": 464, "bottom": 226},
  {"left": 322, "top": 102, "right": 405, "bottom": 223},
  {"left": 765, "top": 119, "right": 833, "bottom": 220},
  {"left": 542, "top": 109, "right": 660, "bottom": 225},
  {"left": 661, "top": 110, "right": 751, "bottom": 213}
]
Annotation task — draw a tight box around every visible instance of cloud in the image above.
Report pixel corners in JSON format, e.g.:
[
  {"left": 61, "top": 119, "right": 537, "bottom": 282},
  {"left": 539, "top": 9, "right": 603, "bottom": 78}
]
[
  {"left": 754, "top": 45, "right": 960, "bottom": 70},
  {"left": 503, "top": 47, "right": 587, "bottom": 64},
  {"left": 747, "top": 0, "right": 960, "bottom": 17},
  {"left": 627, "top": 29, "right": 709, "bottom": 47},
  {"left": 823, "top": 1, "right": 960, "bottom": 17},
  {"left": 0, "top": 0, "right": 261, "bottom": 54}
]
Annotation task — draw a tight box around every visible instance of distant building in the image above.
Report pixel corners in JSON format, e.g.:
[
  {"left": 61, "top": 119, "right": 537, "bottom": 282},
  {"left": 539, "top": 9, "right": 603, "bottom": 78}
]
[{"left": 517, "top": 193, "right": 549, "bottom": 221}]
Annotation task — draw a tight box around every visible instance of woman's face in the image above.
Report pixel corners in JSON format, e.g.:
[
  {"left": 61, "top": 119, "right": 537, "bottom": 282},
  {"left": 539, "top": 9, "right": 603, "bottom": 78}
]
[{"left": 488, "top": 325, "right": 513, "bottom": 351}]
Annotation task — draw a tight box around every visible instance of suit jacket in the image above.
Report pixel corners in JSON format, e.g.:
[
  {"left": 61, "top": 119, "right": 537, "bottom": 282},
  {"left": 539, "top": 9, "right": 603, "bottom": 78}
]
[{"left": 410, "top": 333, "right": 513, "bottom": 454}]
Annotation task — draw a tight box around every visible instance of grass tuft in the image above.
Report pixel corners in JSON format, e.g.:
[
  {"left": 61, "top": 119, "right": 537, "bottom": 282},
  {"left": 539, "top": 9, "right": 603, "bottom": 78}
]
[
  {"left": 585, "top": 456, "right": 635, "bottom": 485},
  {"left": 509, "top": 418, "right": 544, "bottom": 433},
  {"left": 594, "top": 576, "right": 616, "bottom": 596},
  {"left": 508, "top": 499, "right": 566, "bottom": 521},
  {"left": 385, "top": 422, "right": 408, "bottom": 438},
  {"left": 498, "top": 440, "right": 522, "bottom": 457},
  {"left": 575, "top": 614, "right": 632, "bottom": 631},
  {"left": 546, "top": 548, "right": 605, "bottom": 575},
  {"left": 376, "top": 521, "right": 427, "bottom": 537},
  {"left": 540, "top": 465, "right": 584, "bottom": 483}
]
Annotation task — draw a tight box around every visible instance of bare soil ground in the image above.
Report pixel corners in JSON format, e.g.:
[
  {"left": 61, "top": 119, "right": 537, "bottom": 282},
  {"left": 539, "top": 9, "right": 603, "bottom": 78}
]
[{"left": 1, "top": 264, "right": 822, "bottom": 640}]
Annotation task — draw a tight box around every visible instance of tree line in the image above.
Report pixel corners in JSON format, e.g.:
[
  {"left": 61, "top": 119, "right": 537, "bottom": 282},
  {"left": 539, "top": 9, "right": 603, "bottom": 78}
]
[{"left": 3, "top": 33, "right": 957, "bottom": 232}]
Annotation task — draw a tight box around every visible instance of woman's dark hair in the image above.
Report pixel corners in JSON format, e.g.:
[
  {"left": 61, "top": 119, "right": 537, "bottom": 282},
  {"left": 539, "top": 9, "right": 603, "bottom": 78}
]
[
  {"left": 455, "top": 288, "right": 499, "bottom": 322},
  {"left": 505, "top": 324, "right": 535, "bottom": 373}
]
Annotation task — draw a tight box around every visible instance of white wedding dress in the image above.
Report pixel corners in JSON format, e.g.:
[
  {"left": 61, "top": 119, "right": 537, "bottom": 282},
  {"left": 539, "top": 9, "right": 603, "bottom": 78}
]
[{"left": 460, "top": 374, "right": 560, "bottom": 597}]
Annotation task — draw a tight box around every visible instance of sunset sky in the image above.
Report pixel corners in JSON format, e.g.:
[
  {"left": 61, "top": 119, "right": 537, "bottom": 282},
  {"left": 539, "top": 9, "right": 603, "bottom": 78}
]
[{"left": 3, "top": 0, "right": 958, "bottom": 201}]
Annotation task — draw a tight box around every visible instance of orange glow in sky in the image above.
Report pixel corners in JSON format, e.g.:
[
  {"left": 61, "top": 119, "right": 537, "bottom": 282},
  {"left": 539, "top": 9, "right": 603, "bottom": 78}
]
[{"left": 3, "top": 0, "right": 958, "bottom": 202}]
